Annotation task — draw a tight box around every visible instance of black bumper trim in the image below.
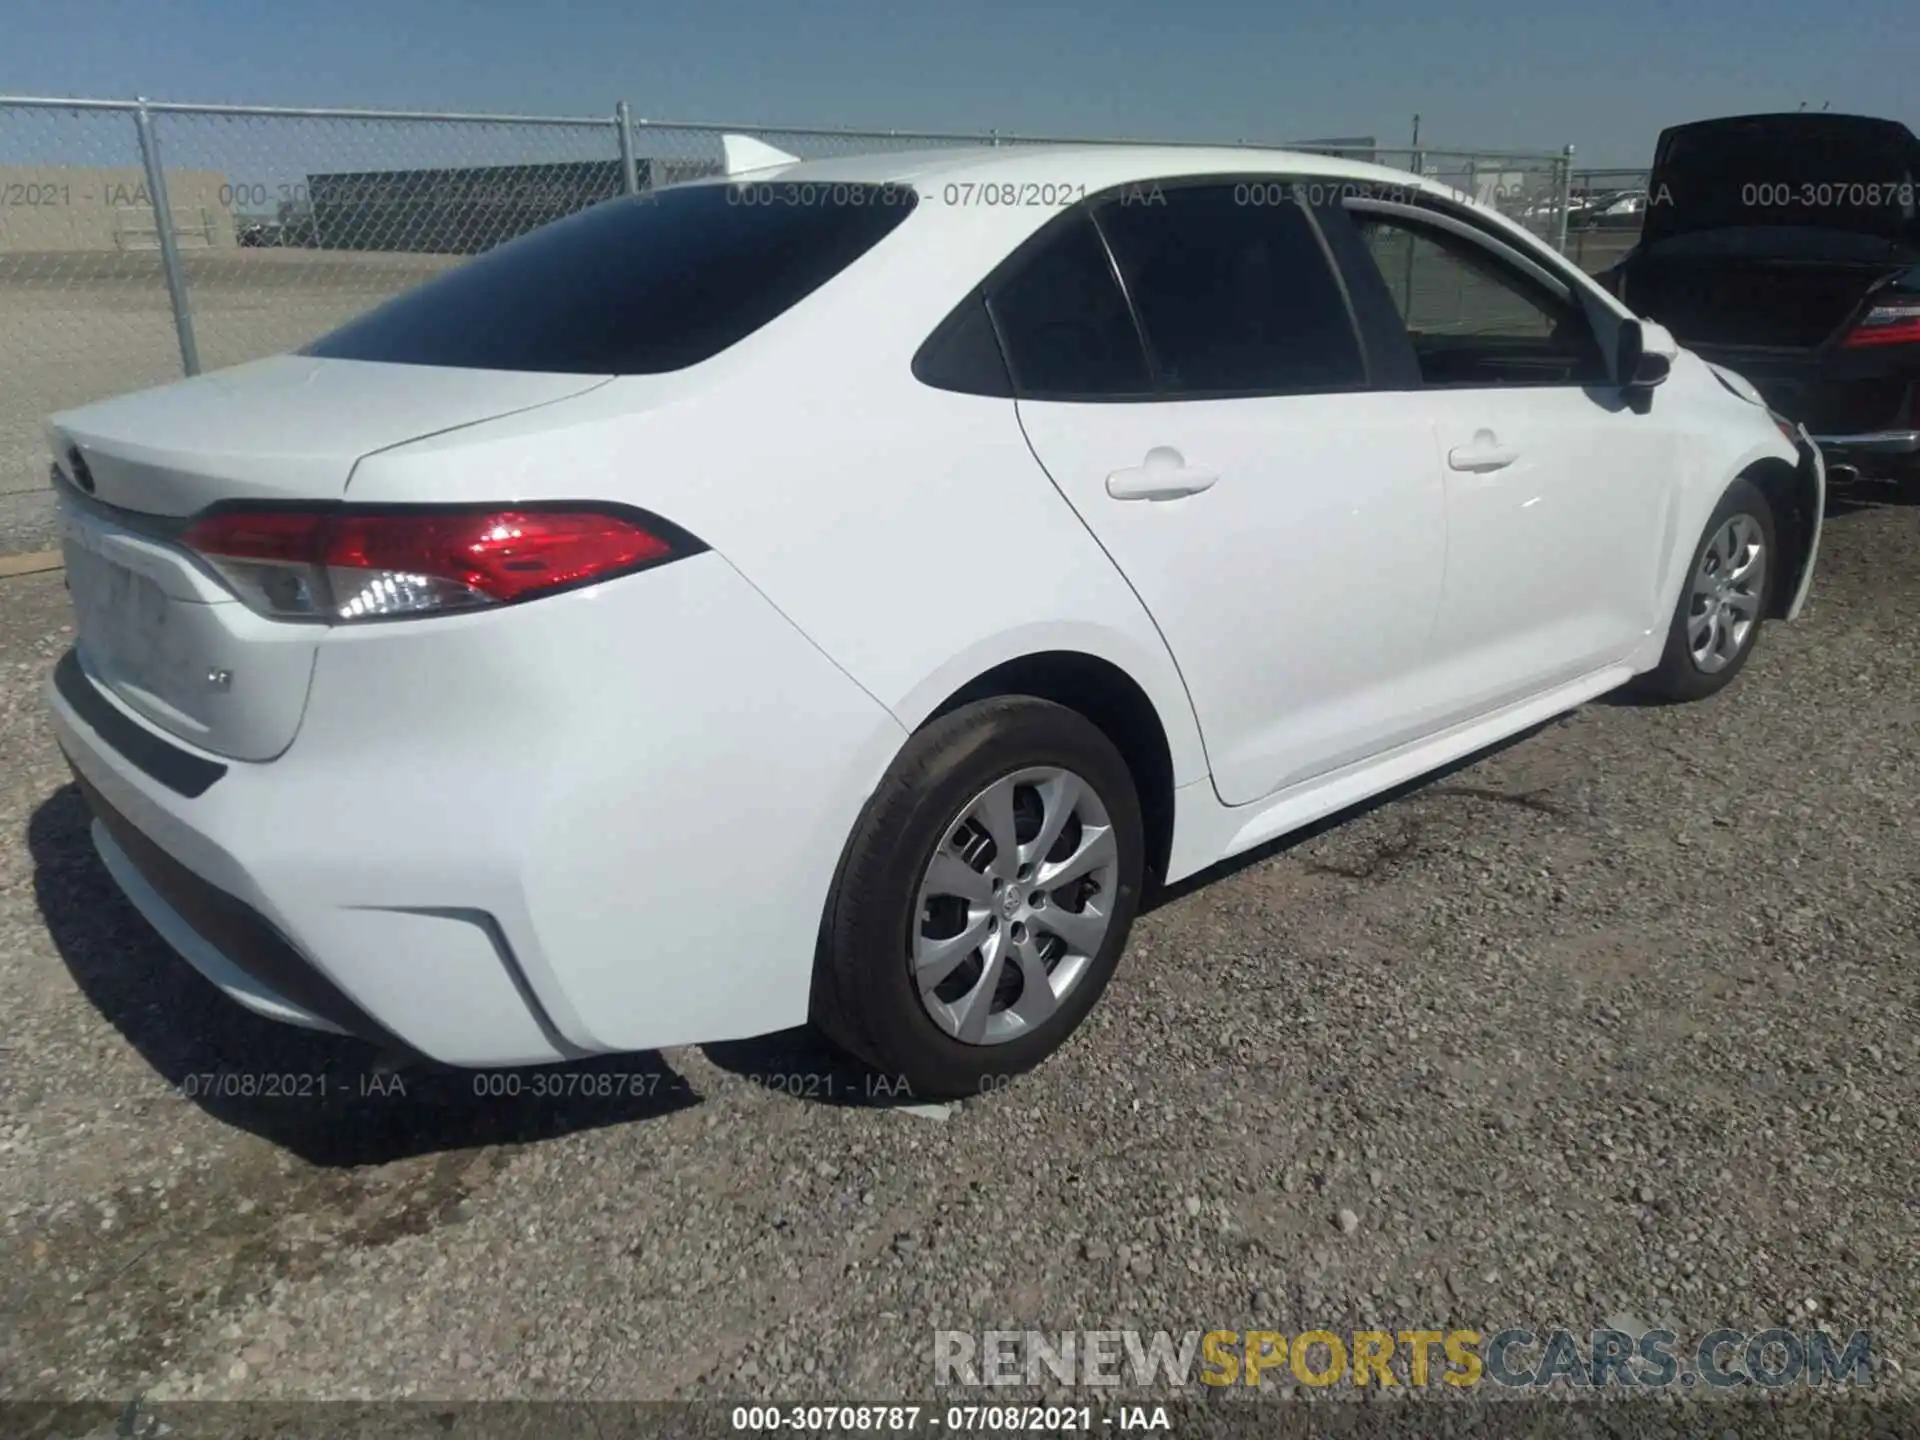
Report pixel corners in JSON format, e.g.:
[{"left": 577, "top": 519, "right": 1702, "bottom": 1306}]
[
  {"left": 1806, "top": 429, "right": 1920, "bottom": 454},
  {"left": 55, "top": 649, "right": 227, "bottom": 799},
  {"left": 71, "top": 764, "right": 416, "bottom": 1057}
]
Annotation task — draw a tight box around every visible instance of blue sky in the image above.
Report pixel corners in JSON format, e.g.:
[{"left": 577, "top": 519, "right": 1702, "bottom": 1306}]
[{"left": 4, "top": 0, "right": 1915, "bottom": 167}]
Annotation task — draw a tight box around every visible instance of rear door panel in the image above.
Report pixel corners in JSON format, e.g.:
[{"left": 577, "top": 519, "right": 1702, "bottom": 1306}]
[
  {"left": 1017, "top": 396, "right": 1448, "bottom": 804},
  {"left": 997, "top": 184, "right": 1453, "bottom": 807}
]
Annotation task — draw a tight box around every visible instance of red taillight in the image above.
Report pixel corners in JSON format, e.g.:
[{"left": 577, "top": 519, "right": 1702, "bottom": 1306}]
[
  {"left": 1841, "top": 300, "right": 1920, "bottom": 349},
  {"left": 182, "top": 506, "right": 690, "bottom": 622}
]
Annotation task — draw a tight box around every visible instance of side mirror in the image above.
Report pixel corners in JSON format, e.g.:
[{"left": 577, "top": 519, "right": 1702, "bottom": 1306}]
[{"left": 1617, "top": 319, "right": 1671, "bottom": 388}]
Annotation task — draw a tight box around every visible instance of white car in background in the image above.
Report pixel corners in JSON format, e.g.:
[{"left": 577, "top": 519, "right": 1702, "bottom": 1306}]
[
  {"left": 1594, "top": 189, "right": 1651, "bottom": 229},
  {"left": 45, "top": 142, "right": 1823, "bottom": 1099}
]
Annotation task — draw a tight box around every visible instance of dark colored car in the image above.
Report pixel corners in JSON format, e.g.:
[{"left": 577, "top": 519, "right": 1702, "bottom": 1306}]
[
  {"left": 1600, "top": 113, "right": 1920, "bottom": 491},
  {"left": 235, "top": 214, "right": 319, "bottom": 248}
]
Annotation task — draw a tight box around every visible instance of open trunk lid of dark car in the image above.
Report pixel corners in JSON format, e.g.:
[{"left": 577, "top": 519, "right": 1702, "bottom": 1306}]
[
  {"left": 1620, "top": 114, "right": 1920, "bottom": 349},
  {"left": 1642, "top": 113, "right": 1920, "bottom": 247}
]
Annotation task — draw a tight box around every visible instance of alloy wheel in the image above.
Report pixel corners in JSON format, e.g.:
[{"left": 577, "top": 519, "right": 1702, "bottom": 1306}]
[
  {"left": 910, "top": 767, "right": 1120, "bottom": 1046},
  {"left": 1688, "top": 513, "right": 1766, "bottom": 674}
]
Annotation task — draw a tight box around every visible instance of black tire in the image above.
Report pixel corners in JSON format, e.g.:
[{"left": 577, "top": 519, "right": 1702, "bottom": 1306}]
[
  {"left": 1636, "top": 476, "right": 1778, "bottom": 703},
  {"left": 1893, "top": 457, "right": 1920, "bottom": 505},
  {"left": 811, "top": 696, "right": 1145, "bottom": 1101}
]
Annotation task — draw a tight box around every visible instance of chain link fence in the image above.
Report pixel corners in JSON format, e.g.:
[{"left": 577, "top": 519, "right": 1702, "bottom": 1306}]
[
  {"left": 0, "top": 95, "right": 1575, "bottom": 554},
  {"left": 0, "top": 103, "right": 192, "bottom": 549}
]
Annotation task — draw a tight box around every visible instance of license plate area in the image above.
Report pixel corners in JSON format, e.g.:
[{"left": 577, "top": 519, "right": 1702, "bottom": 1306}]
[
  {"left": 63, "top": 537, "right": 188, "bottom": 703},
  {"left": 57, "top": 503, "right": 233, "bottom": 746},
  {"left": 66, "top": 542, "right": 171, "bottom": 666},
  {"left": 56, "top": 495, "right": 324, "bottom": 761}
]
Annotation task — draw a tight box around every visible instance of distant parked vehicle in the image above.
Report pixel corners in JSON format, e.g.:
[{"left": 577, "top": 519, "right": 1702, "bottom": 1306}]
[
  {"left": 1600, "top": 113, "right": 1920, "bottom": 492},
  {"left": 1592, "top": 190, "right": 1648, "bottom": 230},
  {"left": 234, "top": 215, "right": 317, "bottom": 248}
]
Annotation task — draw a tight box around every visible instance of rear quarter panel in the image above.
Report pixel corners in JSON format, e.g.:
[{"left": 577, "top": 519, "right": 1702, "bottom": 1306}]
[
  {"left": 349, "top": 197, "right": 1212, "bottom": 790},
  {"left": 282, "top": 555, "right": 911, "bottom": 1053}
]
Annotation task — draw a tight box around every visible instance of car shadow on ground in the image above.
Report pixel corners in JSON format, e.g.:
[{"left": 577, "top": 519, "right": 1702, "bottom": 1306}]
[
  {"left": 28, "top": 783, "right": 699, "bottom": 1167},
  {"left": 1147, "top": 721, "right": 1559, "bottom": 907},
  {"left": 702, "top": 1026, "right": 936, "bottom": 1110}
]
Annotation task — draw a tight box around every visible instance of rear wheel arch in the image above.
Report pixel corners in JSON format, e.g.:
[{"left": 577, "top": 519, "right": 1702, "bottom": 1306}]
[
  {"left": 927, "top": 651, "right": 1177, "bottom": 892},
  {"left": 1739, "top": 455, "right": 1815, "bottom": 620}
]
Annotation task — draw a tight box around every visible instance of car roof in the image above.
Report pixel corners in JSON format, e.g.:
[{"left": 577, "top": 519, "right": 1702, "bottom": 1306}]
[
  {"left": 664, "top": 139, "right": 1615, "bottom": 309},
  {"left": 685, "top": 142, "right": 1444, "bottom": 197},
  {"left": 1655, "top": 112, "right": 1918, "bottom": 144}
]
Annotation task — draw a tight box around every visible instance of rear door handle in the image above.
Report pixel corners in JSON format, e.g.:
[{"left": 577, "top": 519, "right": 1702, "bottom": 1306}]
[
  {"left": 1447, "top": 431, "right": 1519, "bottom": 473},
  {"left": 1107, "top": 447, "right": 1220, "bottom": 501}
]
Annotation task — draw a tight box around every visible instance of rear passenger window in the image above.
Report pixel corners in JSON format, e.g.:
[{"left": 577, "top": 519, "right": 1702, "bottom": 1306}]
[
  {"left": 306, "top": 183, "right": 917, "bottom": 375},
  {"left": 987, "top": 213, "right": 1153, "bottom": 399},
  {"left": 1096, "top": 185, "right": 1366, "bottom": 396}
]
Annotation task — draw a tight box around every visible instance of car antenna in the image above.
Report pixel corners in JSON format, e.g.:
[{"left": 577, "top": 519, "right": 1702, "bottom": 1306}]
[{"left": 721, "top": 134, "right": 803, "bottom": 177}]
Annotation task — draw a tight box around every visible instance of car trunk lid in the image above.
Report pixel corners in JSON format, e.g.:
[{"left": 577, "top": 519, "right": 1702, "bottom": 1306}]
[
  {"left": 50, "top": 354, "right": 607, "bottom": 514},
  {"left": 48, "top": 355, "right": 609, "bottom": 762},
  {"left": 1618, "top": 252, "right": 1904, "bottom": 349},
  {"left": 1642, "top": 113, "right": 1920, "bottom": 248},
  {"left": 1622, "top": 114, "right": 1920, "bottom": 350}
]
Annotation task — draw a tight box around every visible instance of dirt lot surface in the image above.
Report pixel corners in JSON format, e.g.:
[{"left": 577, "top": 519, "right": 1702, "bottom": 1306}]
[{"left": 0, "top": 483, "right": 1914, "bottom": 1423}]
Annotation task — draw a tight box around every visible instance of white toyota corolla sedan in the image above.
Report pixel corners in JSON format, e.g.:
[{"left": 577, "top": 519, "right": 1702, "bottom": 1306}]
[{"left": 45, "top": 143, "right": 1824, "bottom": 1098}]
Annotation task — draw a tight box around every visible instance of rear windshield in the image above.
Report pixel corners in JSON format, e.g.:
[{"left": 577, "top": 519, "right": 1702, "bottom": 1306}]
[
  {"left": 304, "top": 182, "right": 918, "bottom": 373},
  {"left": 1644, "top": 117, "right": 1919, "bottom": 245}
]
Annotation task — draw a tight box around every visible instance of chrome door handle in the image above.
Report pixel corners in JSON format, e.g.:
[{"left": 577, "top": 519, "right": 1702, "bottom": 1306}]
[{"left": 1107, "top": 446, "right": 1220, "bottom": 501}]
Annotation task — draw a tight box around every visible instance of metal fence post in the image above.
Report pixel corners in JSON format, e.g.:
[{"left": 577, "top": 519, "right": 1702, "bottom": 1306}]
[
  {"left": 1554, "top": 144, "right": 1575, "bottom": 256},
  {"left": 132, "top": 98, "right": 200, "bottom": 376},
  {"left": 615, "top": 101, "right": 639, "bottom": 195},
  {"left": 1401, "top": 137, "right": 1424, "bottom": 314},
  {"left": 1571, "top": 167, "right": 1588, "bottom": 268}
]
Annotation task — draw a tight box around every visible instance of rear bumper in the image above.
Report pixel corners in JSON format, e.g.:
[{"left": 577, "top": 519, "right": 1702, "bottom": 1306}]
[
  {"left": 77, "top": 768, "right": 394, "bottom": 1046},
  {"left": 1805, "top": 428, "right": 1920, "bottom": 454},
  {"left": 48, "top": 552, "right": 907, "bottom": 1066},
  {"left": 1690, "top": 344, "right": 1918, "bottom": 458}
]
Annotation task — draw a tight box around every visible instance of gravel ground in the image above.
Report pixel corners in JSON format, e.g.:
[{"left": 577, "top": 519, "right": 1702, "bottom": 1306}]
[{"left": 0, "top": 482, "right": 1914, "bottom": 1423}]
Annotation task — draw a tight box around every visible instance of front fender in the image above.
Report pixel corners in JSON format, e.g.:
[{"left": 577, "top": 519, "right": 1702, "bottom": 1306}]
[
  {"left": 1704, "top": 360, "right": 1769, "bottom": 410},
  {"left": 1784, "top": 427, "right": 1826, "bottom": 621}
]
